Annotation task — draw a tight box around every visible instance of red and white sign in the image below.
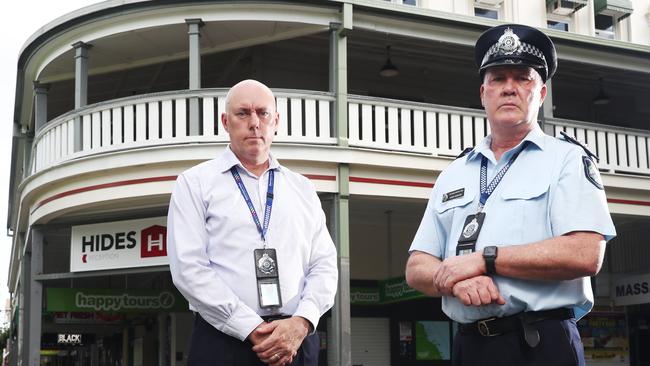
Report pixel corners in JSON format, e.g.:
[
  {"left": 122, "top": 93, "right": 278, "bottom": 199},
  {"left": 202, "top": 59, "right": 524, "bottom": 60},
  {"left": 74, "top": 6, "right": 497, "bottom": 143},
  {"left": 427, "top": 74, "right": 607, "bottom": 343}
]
[{"left": 70, "top": 217, "right": 168, "bottom": 272}]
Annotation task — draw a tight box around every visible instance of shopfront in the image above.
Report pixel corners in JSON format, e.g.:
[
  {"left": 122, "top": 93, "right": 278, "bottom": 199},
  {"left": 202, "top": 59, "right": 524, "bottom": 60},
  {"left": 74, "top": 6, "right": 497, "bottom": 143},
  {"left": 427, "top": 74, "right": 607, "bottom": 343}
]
[{"left": 42, "top": 287, "right": 189, "bottom": 366}]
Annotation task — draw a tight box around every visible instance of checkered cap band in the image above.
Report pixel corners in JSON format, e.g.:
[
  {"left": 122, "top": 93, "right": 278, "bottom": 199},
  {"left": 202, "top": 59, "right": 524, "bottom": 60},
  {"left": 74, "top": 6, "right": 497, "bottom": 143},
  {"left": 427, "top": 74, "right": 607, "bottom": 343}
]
[{"left": 481, "top": 41, "right": 546, "bottom": 68}]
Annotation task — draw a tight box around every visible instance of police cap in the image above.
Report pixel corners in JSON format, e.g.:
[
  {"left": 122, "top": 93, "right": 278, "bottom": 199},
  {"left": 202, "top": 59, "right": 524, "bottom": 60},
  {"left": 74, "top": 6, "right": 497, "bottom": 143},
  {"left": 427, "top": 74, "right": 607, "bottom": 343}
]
[{"left": 475, "top": 24, "right": 557, "bottom": 82}]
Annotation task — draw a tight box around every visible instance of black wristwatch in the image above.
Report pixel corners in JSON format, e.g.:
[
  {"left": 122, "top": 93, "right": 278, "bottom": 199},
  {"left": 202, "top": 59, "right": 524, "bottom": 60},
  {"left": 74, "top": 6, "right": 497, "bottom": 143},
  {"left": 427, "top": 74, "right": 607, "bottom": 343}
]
[{"left": 483, "top": 246, "right": 498, "bottom": 275}]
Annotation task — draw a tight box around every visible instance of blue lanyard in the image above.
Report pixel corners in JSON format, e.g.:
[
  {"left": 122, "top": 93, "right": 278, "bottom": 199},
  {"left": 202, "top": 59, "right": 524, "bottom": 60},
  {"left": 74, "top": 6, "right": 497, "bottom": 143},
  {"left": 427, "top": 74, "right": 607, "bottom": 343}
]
[
  {"left": 230, "top": 167, "right": 275, "bottom": 243},
  {"left": 478, "top": 141, "right": 529, "bottom": 211}
]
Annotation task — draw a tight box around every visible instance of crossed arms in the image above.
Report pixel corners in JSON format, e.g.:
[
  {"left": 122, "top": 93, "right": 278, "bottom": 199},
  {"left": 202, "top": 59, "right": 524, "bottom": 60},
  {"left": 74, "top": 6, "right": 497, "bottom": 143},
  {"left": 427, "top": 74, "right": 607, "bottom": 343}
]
[{"left": 405, "top": 231, "right": 605, "bottom": 306}]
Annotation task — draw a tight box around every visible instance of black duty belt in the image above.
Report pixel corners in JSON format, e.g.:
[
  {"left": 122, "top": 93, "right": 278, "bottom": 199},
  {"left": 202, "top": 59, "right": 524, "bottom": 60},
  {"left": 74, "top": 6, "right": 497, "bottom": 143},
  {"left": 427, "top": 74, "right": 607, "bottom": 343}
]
[
  {"left": 459, "top": 308, "right": 574, "bottom": 337},
  {"left": 261, "top": 314, "right": 291, "bottom": 322}
]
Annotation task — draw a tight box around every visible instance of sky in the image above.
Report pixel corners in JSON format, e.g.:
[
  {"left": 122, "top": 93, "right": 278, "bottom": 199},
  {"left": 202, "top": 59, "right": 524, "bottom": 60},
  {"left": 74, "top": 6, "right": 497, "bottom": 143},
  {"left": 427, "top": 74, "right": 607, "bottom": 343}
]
[{"left": 0, "top": 0, "right": 102, "bottom": 327}]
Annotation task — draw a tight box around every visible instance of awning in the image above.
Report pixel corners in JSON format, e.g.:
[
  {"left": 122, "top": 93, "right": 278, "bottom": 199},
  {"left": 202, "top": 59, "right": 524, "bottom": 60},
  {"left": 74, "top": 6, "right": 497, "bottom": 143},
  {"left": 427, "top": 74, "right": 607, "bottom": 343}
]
[
  {"left": 594, "top": 0, "right": 634, "bottom": 21},
  {"left": 546, "top": 0, "right": 588, "bottom": 15}
]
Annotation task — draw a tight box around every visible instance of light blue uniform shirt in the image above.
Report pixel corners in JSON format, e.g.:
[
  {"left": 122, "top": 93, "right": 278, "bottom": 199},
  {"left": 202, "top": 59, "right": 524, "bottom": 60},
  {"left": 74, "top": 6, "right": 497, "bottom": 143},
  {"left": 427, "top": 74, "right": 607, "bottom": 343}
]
[{"left": 410, "top": 126, "right": 616, "bottom": 323}]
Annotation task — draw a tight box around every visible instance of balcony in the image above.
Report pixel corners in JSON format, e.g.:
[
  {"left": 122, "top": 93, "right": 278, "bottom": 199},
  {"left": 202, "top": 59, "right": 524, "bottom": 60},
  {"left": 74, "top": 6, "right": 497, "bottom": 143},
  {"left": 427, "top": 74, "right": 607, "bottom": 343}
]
[{"left": 31, "top": 89, "right": 650, "bottom": 177}]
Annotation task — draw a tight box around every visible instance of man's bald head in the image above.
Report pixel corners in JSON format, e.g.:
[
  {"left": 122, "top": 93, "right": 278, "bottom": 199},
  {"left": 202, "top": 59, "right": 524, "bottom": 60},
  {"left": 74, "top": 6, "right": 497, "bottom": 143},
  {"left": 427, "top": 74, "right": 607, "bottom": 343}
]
[{"left": 224, "top": 79, "right": 276, "bottom": 111}]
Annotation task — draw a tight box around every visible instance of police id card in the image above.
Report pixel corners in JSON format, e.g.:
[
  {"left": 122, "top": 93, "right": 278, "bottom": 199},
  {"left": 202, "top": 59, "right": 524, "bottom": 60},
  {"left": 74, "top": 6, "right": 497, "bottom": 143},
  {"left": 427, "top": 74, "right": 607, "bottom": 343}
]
[
  {"left": 456, "top": 212, "right": 486, "bottom": 256},
  {"left": 254, "top": 248, "right": 282, "bottom": 308}
]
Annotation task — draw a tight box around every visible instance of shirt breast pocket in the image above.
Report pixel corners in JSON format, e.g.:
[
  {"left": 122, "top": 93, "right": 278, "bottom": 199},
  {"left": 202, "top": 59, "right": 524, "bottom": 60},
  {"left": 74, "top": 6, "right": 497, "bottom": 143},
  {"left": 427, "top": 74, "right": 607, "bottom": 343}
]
[
  {"left": 499, "top": 178, "right": 551, "bottom": 243},
  {"left": 434, "top": 188, "right": 476, "bottom": 258}
]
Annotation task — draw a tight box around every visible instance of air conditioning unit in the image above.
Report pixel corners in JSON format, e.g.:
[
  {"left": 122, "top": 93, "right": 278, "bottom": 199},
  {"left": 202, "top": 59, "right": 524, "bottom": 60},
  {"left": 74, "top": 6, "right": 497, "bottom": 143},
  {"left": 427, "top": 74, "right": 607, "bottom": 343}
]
[
  {"left": 549, "top": 0, "right": 587, "bottom": 15},
  {"left": 475, "top": 0, "right": 504, "bottom": 6}
]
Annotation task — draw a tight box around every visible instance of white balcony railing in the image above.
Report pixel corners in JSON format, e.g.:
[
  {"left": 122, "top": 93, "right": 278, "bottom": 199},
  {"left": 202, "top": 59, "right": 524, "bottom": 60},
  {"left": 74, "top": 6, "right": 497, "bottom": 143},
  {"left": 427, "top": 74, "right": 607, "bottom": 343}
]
[
  {"left": 30, "top": 89, "right": 650, "bottom": 177},
  {"left": 546, "top": 118, "right": 650, "bottom": 175},
  {"left": 348, "top": 96, "right": 488, "bottom": 156},
  {"left": 31, "top": 89, "right": 336, "bottom": 174}
]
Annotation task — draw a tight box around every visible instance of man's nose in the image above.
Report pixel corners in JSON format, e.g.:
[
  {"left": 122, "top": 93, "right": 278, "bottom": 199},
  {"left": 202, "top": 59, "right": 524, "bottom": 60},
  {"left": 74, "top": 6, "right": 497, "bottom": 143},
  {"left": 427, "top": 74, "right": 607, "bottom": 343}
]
[
  {"left": 501, "top": 77, "right": 517, "bottom": 95},
  {"left": 248, "top": 112, "right": 261, "bottom": 128}
]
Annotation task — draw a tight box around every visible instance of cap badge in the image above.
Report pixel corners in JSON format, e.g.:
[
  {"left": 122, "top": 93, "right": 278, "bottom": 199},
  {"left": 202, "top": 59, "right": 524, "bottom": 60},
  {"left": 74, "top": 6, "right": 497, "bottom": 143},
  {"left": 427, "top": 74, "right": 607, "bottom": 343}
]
[{"left": 497, "top": 27, "right": 521, "bottom": 55}]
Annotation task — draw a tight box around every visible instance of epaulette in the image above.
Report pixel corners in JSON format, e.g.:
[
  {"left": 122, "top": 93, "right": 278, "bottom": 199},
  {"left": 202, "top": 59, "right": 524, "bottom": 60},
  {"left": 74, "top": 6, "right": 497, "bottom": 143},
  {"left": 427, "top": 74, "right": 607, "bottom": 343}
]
[
  {"left": 456, "top": 147, "right": 473, "bottom": 160},
  {"left": 559, "top": 131, "right": 599, "bottom": 162}
]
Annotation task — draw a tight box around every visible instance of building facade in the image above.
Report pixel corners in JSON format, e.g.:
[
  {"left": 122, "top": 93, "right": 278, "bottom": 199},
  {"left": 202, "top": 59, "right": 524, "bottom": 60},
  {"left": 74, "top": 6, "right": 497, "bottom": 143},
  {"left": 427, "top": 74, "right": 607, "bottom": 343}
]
[{"left": 5, "top": 0, "right": 650, "bottom": 365}]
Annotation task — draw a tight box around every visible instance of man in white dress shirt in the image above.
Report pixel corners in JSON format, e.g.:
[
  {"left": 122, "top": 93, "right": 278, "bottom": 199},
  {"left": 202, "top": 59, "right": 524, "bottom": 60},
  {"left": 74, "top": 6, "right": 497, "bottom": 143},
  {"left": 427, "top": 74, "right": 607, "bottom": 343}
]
[{"left": 167, "top": 79, "right": 338, "bottom": 366}]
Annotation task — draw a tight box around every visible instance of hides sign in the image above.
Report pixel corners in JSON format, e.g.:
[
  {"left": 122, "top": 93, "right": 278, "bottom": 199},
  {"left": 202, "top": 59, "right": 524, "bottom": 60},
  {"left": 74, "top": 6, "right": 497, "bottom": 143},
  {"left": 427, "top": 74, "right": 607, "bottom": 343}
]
[
  {"left": 612, "top": 273, "right": 650, "bottom": 306},
  {"left": 71, "top": 217, "right": 168, "bottom": 272}
]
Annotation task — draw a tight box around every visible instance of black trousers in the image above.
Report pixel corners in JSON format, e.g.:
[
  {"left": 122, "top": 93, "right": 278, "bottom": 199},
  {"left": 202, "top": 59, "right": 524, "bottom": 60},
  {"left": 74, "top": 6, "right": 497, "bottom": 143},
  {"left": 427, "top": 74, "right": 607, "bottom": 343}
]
[
  {"left": 453, "top": 318, "right": 584, "bottom": 366},
  {"left": 187, "top": 314, "right": 320, "bottom": 366}
]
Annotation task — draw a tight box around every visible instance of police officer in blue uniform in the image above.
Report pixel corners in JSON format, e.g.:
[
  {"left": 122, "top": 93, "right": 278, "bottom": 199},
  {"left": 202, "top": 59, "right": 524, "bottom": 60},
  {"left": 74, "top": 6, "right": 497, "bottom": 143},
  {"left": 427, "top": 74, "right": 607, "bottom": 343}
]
[{"left": 405, "top": 24, "right": 616, "bottom": 366}]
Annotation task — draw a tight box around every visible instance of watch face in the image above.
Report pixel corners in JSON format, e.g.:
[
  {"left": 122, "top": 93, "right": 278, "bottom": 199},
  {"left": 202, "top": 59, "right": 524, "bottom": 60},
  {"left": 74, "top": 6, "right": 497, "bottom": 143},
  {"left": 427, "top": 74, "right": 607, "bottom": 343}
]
[{"left": 484, "top": 246, "right": 497, "bottom": 257}]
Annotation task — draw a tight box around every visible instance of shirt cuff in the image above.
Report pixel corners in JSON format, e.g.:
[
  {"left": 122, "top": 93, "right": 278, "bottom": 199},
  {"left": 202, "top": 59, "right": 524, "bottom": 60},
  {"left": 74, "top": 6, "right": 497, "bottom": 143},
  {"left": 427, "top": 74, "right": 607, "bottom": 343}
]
[
  {"left": 293, "top": 300, "right": 321, "bottom": 334},
  {"left": 222, "top": 303, "right": 264, "bottom": 341}
]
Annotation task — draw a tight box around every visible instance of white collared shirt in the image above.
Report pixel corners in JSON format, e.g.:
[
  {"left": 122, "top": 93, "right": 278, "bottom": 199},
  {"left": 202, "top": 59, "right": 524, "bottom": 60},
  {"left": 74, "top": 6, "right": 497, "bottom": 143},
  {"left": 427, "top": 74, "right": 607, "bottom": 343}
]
[{"left": 167, "top": 147, "right": 338, "bottom": 340}]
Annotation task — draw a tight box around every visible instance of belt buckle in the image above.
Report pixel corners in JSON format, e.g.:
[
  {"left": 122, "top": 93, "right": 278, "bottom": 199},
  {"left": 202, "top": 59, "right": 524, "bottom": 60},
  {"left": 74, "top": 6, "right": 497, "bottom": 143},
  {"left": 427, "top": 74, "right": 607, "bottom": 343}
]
[{"left": 477, "top": 317, "right": 500, "bottom": 337}]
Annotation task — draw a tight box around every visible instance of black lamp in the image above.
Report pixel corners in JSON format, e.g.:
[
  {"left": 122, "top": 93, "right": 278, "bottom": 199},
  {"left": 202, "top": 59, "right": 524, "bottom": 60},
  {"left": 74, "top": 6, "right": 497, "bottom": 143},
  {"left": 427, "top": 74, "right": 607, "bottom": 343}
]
[
  {"left": 380, "top": 45, "right": 399, "bottom": 77},
  {"left": 593, "top": 77, "right": 611, "bottom": 105}
]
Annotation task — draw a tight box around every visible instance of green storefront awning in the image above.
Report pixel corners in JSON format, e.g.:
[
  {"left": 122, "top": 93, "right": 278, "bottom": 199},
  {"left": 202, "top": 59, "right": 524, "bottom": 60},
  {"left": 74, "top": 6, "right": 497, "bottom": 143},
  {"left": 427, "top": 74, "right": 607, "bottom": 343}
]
[{"left": 594, "top": 0, "right": 633, "bottom": 20}]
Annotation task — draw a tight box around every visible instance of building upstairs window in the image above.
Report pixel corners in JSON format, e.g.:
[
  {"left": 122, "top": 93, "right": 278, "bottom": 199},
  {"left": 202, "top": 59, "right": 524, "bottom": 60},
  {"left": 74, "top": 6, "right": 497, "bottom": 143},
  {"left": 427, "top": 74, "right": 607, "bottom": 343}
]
[
  {"left": 595, "top": 14, "right": 615, "bottom": 39},
  {"left": 383, "top": 0, "right": 418, "bottom": 5},
  {"left": 474, "top": 0, "right": 503, "bottom": 20},
  {"left": 593, "top": 0, "right": 633, "bottom": 40},
  {"left": 548, "top": 20, "right": 570, "bottom": 31},
  {"left": 546, "top": 0, "right": 587, "bottom": 16}
]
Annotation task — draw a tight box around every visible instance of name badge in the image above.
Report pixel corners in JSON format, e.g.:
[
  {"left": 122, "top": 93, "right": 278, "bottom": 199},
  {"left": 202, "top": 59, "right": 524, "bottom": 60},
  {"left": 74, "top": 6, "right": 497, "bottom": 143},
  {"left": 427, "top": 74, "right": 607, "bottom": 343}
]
[
  {"left": 455, "top": 212, "right": 486, "bottom": 256},
  {"left": 254, "top": 248, "right": 282, "bottom": 308},
  {"left": 442, "top": 188, "right": 465, "bottom": 203}
]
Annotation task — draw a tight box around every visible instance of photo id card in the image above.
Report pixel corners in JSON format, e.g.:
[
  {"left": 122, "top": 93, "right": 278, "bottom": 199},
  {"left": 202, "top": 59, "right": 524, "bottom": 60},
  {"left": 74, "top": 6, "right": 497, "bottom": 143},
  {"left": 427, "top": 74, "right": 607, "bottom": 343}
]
[
  {"left": 254, "top": 248, "right": 282, "bottom": 308},
  {"left": 455, "top": 212, "right": 486, "bottom": 256}
]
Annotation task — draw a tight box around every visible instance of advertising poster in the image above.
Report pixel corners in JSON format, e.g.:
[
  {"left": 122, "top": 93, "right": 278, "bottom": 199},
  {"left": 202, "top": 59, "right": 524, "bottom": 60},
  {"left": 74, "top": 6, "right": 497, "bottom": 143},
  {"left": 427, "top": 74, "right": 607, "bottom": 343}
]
[
  {"left": 415, "top": 321, "right": 451, "bottom": 360},
  {"left": 578, "top": 312, "right": 629, "bottom": 365}
]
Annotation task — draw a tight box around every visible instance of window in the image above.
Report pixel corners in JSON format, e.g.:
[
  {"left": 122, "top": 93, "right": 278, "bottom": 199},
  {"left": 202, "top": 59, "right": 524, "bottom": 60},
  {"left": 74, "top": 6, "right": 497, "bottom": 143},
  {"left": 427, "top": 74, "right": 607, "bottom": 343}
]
[
  {"left": 474, "top": 7, "right": 499, "bottom": 19},
  {"left": 595, "top": 14, "right": 615, "bottom": 39},
  {"left": 547, "top": 20, "right": 569, "bottom": 31},
  {"left": 383, "top": 0, "right": 418, "bottom": 5}
]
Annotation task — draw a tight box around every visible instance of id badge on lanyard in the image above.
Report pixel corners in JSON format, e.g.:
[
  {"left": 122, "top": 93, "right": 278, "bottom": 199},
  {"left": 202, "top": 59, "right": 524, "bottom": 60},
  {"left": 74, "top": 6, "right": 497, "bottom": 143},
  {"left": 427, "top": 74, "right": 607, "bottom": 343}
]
[
  {"left": 456, "top": 143, "right": 528, "bottom": 256},
  {"left": 231, "top": 167, "right": 282, "bottom": 309}
]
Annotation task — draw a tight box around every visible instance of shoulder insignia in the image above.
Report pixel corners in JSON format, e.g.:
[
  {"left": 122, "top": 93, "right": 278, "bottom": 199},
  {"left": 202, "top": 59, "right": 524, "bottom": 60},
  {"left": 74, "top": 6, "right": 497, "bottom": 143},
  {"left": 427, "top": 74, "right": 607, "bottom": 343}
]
[
  {"left": 582, "top": 156, "right": 604, "bottom": 190},
  {"left": 456, "top": 147, "right": 473, "bottom": 160},
  {"left": 559, "top": 131, "right": 599, "bottom": 162}
]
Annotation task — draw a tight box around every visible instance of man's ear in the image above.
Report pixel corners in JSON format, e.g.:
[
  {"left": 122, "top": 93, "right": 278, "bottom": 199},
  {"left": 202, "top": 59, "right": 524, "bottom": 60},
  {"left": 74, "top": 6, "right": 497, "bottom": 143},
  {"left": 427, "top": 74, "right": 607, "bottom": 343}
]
[
  {"left": 539, "top": 83, "right": 548, "bottom": 104},
  {"left": 221, "top": 112, "right": 229, "bottom": 132},
  {"left": 272, "top": 112, "right": 280, "bottom": 133},
  {"left": 479, "top": 84, "right": 486, "bottom": 107}
]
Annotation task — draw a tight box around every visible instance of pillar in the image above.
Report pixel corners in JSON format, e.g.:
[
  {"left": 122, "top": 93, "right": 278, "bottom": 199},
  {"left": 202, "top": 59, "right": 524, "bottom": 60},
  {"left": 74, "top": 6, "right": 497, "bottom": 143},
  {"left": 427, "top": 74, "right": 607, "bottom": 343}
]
[
  {"left": 186, "top": 18, "right": 204, "bottom": 136},
  {"left": 72, "top": 41, "right": 92, "bottom": 151}
]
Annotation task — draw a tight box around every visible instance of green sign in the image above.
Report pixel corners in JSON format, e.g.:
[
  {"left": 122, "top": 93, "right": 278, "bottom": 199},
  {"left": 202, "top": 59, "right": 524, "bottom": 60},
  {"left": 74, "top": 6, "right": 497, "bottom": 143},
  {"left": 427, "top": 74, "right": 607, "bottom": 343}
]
[
  {"left": 350, "top": 277, "right": 424, "bottom": 305},
  {"left": 350, "top": 287, "right": 381, "bottom": 305},
  {"left": 380, "top": 277, "right": 424, "bottom": 303},
  {"left": 46, "top": 288, "right": 188, "bottom": 313}
]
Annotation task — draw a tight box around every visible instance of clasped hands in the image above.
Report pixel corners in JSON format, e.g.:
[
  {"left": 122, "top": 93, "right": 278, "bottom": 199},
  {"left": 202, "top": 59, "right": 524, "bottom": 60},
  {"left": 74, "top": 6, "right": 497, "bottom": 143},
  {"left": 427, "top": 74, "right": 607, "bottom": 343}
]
[
  {"left": 248, "top": 316, "right": 310, "bottom": 366},
  {"left": 433, "top": 252, "right": 506, "bottom": 306}
]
